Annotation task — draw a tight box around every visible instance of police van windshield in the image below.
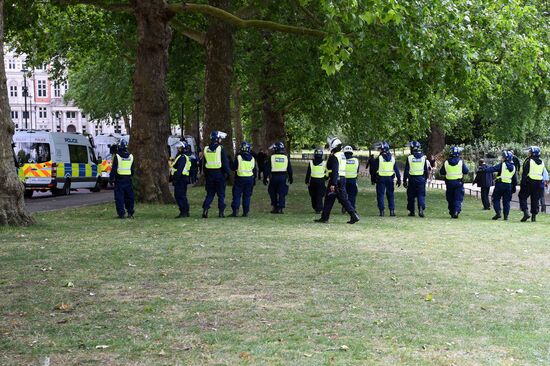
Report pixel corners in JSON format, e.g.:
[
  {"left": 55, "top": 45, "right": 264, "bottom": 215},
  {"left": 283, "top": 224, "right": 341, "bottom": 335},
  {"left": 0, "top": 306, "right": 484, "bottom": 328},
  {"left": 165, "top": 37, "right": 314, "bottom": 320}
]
[{"left": 14, "top": 143, "right": 51, "bottom": 165}]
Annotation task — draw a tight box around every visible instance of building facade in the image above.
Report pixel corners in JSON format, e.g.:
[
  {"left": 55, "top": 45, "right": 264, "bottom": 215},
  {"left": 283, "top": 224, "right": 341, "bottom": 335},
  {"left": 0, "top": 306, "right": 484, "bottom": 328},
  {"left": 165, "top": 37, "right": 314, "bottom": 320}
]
[{"left": 5, "top": 49, "right": 127, "bottom": 136}]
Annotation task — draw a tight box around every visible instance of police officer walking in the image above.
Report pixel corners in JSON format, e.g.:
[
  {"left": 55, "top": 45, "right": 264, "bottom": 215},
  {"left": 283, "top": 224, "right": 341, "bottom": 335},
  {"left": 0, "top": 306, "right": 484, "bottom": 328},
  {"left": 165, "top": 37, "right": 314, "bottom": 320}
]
[
  {"left": 202, "top": 131, "right": 231, "bottom": 218},
  {"left": 171, "top": 141, "right": 192, "bottom": 218},
  {"left": 343, "top": 146, "right": 359, "bottom": 211},
  {"left": 110, "top": 140, "right": 135, "bottom": 219},
  {"left": 518, "top": 146, "right": 546, "bottom": 222},
  {"left": 480, "top": 151, "right": 517, "bottom": 220},
  {"left": 230, "top": 142, "right": 257, "bottom": 217},
  {"left": 315, "top": 137, "right": 360, "bottom": 224},
  {"left": 263, "top": 142, "right": 293, "bottom": 214},
  {"left": 372, "top": 142, "right": 401, "bottom": 217},
  {"left": 439, "top": 146, "right": 469, "bottom": 219},
  {"left": 403, "top": 141, "right": 429, "bottom": 217},
  {"left": 305, "top": 148, "right": 326, "bottom": 214}
]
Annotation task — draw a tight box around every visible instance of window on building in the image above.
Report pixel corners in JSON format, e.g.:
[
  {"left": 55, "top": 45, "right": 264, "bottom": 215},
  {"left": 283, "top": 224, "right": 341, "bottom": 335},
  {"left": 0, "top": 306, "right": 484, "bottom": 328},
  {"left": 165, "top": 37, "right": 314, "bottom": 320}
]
[
  {"left": 37, "top": 80, "right": 47, "bottom": 97},
  {"left": 66, "top": 111, "right": 76, "bottom": 119},
  {"left": 11, "top": 111, "right": 19, "bottom": 120},
  {"left": 81, "top": 113, "right": 86, "bottom": 119},
  {"left": 38, "top": 107, "right": 47, "bottom": 119},
  {"left": 9, "top": 85, "right": 18, "bottom": 97},
  {"left": 53, "top": 83, "right": 61, "bottom": 97},
  {"left": 8, "top": 59, "right": 16, "bottom": 69}
]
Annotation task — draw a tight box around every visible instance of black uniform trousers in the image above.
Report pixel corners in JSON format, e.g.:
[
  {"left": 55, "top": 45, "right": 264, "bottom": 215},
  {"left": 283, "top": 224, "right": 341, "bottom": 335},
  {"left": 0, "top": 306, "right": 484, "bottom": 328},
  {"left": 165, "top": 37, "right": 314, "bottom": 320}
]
[
  {"left": 519, "top": 179, "right": 544, "bottom": 215},
  {"left": 308, "top": 178, "right": 326, "bottom": 212},
  {"left": 320, "top": 177, "right": 354, "bottom": 221}
]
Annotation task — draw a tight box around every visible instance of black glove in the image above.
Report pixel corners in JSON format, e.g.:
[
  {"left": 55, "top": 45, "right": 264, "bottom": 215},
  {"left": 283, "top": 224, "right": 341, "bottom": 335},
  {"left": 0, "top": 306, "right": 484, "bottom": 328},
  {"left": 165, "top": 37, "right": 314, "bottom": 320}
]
[
  {"left": 396, "top": 180, "right": 402, "bottom": 187},
  {"left": 263, "top": 179, "right": 268, "bottom": 186},
  {"left": 512, "top": 185, "right": 517, "bottom": 194},
  {"left": 289, "top": 178, "right": 293, "bottom": 184},
  {"left": 403, "top": 181, "right": 408, "bottom": 189}
]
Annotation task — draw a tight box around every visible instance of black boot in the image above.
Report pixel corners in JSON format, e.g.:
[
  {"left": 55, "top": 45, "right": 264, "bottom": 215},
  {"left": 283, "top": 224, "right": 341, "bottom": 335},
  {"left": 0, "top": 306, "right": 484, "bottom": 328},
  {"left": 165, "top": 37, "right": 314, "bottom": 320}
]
[
  {"left": 503, "top": 214, "right": 508, "bottom": 220},
  {"left": 202, "top": 209, "right": 208, "bottom": 218},
  {"left": 175, "top": 213, "right": 185, "bottom": 219},
  {"left": 218, "top": 209, "right": 225, "bottom": 218},
  {"left": 451, "top": 212, "right": 459, "bottom": 219},
  {"left": 315, "top": 210, "right": 322, "bottom": 214},
  {"left": 184, "top": 211, "right": 190, "bottom": 217},
  {"left": 390, "top": 210, "right": 396, "bottom": 217},
  {"left": 230, "top": 210, "right": 238, "bottom": 217},
  {"left": 314, "top": 218, "right": 328, "bottom": 223},
  {"left": 521, "top": 210, "right": 530, "bottom": 222},
  {"left": 418, "top": 208, "right": 425, "bottom": 218},
  {"left": 492, "top": 211, "right": 502, "bottom": 220},
  {"left": 379, "top": 210, "right": 385, "bottom": 217},
  {"left": 278, "top": 208, "right": 284, "bottom": 214},
  {"left": 347, "top": 211, "right": 360, "bottom": 224},
  {"left": 242, "top": 211, "right": 249, "bottom": 217},
  {"left": 270, "top": 206, "right": 278, "bottom": 214},
  {"left": 408, "top": 211, "right": 415, "bottom": 217},
  {"left": 531, "top": 214, "right": 537, "bottom": 222}
]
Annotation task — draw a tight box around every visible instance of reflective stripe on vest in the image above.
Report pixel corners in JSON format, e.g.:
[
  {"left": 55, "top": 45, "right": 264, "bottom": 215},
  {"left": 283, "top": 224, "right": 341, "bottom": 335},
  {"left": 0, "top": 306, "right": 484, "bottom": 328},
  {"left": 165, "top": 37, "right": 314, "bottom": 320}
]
[
  {"left": 498, "top": 164, "right": 515, "bottom": 184},
  {"left": 378, "top": 155, "right": 395, "bottom": 177},
  {"left": 444, "top": 160, "right": 463, "bottom": 180},
  {"left": 237, "top": 155, "right": 255, "bottom": 177},
  {"left": 204, "top": 145, "right": 222, "bottom": 169},
  {"left": 310, "top": 160, "right": 326, "bottom": 179},
  {"left": 408, "top": 155, "right": 426, "bottom": 176},
  {"left": 346, "top": 157, "right": 359, "bottom": 178},
  {"left": 337, "top": 152, "right": 347, "bottom": 176},
  {"left": 171, "top": 155, "right": 191, "bottom": 176},
  {"left": 528, "top": 159, "right": 544, "bottom": 181},
  {"left": 116, "top": 154, "right": 133, "bottom": 175},
  {"left": 271, "top": 154, "right": 288, "bottom": 172}
]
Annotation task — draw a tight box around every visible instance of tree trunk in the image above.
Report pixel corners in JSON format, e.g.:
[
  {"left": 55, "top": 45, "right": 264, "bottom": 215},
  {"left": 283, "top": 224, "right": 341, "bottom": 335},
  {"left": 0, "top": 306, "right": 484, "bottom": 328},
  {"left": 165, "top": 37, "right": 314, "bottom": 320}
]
[
  {"left": 0, "top": 0, "right": 34, "bottom": 226},
  {"left": 262, "top": 100, "right": 286, "bottom": 149},
  {"left": 130, "top": 0, "right": 173, "bottom": 203},
  {"left": 427, "top": 123, "right": 446, "bottom": 157},
  {"left": 203, "top": 0, "right": 235, "bottom": 158},
  {"left": 232, "top": 87, "right": 243, "bottom": 147}
]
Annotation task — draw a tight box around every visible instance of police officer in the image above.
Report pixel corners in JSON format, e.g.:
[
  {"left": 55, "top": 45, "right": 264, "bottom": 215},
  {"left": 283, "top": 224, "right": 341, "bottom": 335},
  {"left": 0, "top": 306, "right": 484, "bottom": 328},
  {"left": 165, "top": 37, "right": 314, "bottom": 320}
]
[
  {"left": 343, "top": 146, "right": 359, "bottom": 211},
  {"left": 315, "top": 137, "right": 360, "bottom": 224},
  {"left": 372, "top": 142, "right": 401, "bottom": 216},
  {"left": 480, "top": 151, "right": 517, "bottom": 220},
  {"left": 439, "top": 146, "right": 469, "bottom": 219},
  {"left": 263, "top": 142, "right": 293, "bottom": 214},
  {"left": 403, "top": 141, "right": 429, "bottom": 217},
  {"left": 305, "top": 148, "right": 326, "bottom": 214},
  {"left": 202, "top": 131, "right": 231, "bottom": 218},
  {"left": 171, "top": 141, "right": 191, "bottom": 218},
  {"left": 231, "top": 141, "right": 257, "bottom": 217},
  {"left": 110, "top": 140, "right": 135, "bottom": 219},
  {"left": 519, "top": 146, "right": 546, "bottom": 222}
]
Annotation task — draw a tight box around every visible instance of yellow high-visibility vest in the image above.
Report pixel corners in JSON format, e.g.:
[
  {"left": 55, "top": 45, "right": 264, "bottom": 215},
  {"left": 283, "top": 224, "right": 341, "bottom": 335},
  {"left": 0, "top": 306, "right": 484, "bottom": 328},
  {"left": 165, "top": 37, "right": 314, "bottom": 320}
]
[
  {"left": 310, "top": 160, "right": 326, "bottom": 179},
  {"left": 378, "top": 155, "right": 395, "bottom": 177},
  {"left": 345, "top": 157, "right": 359, "bottom": 179},
  {"left": 408, "top": 155, "right": 426, "bottom": 176},
  {"left": 271, "top": 154, "right": 288, "bottom": 172},
  {"left": 204, "top": 145, "right": 222, "bottom": 169},
  {"left": 337, "top": 152, "right": 347, "bottom": 177},
  {"left": 498, "top": 164, "right": 515, "bottom": 184},
  {"left": 444, "top": 160, "right": 463, "bottom": 180},
  {"left": 237, "top": 155, "right": 255, "bottom": 177},
  {"left": 528, "top": 159, "right": 544, "bottom": 181},
  {"left": 170, "top": 154, "right": 190, "bottom": 176},
  {"left": 116, "top": 154, "right": 133, "bottom": 175}
]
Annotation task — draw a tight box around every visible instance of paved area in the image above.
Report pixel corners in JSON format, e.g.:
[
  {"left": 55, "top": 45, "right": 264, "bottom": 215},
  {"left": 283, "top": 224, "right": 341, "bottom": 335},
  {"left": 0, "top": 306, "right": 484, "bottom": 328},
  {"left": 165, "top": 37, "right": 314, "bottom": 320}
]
[{"left": 25, "top": 189, "right": 114, "bottom": 213}]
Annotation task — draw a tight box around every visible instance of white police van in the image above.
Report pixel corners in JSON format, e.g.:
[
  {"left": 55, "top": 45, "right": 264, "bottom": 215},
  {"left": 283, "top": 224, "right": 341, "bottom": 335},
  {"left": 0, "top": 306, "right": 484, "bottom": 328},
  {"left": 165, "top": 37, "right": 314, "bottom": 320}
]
[{"left": 13, "top": 130, "right": 100, "bottom": 197}]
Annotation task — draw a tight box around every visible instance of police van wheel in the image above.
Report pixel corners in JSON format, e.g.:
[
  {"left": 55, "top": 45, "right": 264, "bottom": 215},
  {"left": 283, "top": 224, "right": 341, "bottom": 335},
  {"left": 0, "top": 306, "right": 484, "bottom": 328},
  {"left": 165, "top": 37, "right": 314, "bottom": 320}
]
[
  {"left": 24, "top": 190, "right": 33, "bottom": 198},
  {"left": 62, "top": 181, "right": 71, "bottom": 195}
]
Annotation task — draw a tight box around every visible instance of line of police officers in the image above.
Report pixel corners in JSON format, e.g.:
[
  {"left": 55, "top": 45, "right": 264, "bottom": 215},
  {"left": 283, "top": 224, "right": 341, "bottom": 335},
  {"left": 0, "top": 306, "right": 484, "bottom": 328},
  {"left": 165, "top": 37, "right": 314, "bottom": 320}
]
[{"left": 109, "top": 131, "right": 547, "bottom": 223}]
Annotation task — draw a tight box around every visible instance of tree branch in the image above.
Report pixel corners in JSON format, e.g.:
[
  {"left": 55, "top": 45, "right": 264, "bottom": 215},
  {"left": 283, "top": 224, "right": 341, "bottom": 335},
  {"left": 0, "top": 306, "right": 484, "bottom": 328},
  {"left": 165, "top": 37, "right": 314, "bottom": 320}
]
[
  {"left": 54, "top": 0, "right": 132, "bottom": 12},
  {"left": 171, "top": 18, "right": 206, "bottom": 45},
  {"left": 290, "top": 0, "right": 323, "bottom": 27},
  {"left": 167, "top": 3, "right": 327, "bottom": 37}
]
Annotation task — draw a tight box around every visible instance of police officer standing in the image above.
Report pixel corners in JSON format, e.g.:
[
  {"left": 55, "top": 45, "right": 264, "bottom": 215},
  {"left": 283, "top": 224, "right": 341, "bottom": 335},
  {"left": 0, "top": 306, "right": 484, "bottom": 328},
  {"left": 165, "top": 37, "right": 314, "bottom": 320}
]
[
  {"left": 314, "top": 137, "right": 360, "bottom": 224},
  {"left": 202, "top": 131, "right": 231, "bottom": 218},
  {"left": 480, "top": 151, "right": 517, "bottom": 220},
  {"left": 230, "top": 142, "right": 257, "bottom": 217},
  {"left": 171, "top": 141, "right": 192, "bottom": 218},
  {"left": 403, "top": 141, "right": 429, "bottom": 217},
  {"left": 372, "top": 142, "right": 401, "bottom": 217},
  {"left": 263, "top": 142, "right": 293, "bottom": 214},
  {"left": 439, "top": 146, "right": 469, "bottom": 219},
  {"left": 518, "top": 146, "right": 546, "bottom": 222},
  {"left": 110, "top": 140, "right": 135, "bottom": 219},
  {"left": 343, "top": 146, "right": 359, "bottom": 211},
  {"left": 305, "top": 148, "right": 326, "bottom": 214}
]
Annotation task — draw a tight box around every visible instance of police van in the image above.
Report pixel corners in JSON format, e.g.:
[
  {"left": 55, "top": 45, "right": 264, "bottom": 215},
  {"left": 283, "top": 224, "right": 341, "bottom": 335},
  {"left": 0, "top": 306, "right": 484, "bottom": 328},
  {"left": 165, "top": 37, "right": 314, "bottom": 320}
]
[
  {"left": 95, "top": 133, "right": 130, "bottom": 188},
  {"left": 13, "top": 130, "right": 100, "bottom": 197}
]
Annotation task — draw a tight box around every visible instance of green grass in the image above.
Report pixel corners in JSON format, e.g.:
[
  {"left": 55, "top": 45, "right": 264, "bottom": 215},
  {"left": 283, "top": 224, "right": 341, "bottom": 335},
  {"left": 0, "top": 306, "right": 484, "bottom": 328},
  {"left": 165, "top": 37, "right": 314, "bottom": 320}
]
[{"left": 1, "top": 164, "right": 549, "bottom": 365}]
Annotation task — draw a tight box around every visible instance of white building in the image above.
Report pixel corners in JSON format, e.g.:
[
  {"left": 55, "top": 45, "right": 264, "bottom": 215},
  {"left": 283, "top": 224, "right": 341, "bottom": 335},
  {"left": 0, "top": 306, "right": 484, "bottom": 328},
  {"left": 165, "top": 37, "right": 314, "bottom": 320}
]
[{"left": 5, "top": 49, "right": 128, "bottom": 136}]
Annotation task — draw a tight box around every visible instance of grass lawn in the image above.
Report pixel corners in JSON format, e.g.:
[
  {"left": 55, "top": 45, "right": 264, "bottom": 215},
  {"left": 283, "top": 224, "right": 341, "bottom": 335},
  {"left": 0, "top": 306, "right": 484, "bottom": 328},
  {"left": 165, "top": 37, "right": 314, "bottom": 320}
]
[{"left": 1, "top": 163, "right": 549, "bottom": 365}]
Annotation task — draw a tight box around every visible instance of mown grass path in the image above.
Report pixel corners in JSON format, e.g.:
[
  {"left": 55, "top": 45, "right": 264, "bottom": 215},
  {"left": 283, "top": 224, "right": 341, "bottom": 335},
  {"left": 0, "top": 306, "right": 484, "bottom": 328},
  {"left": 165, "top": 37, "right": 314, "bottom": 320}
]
[{"left": 1, "top": 165, "right": 549, "bottom": 365}]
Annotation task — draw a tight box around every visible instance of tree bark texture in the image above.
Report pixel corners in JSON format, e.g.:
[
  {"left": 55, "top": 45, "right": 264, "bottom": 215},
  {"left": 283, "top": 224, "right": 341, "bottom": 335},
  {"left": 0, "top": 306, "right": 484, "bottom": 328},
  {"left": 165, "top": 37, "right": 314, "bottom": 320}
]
[
  {"left": 231, "top": 87, "right": 243, "bottom": 148},
  {"left": 0, "top": 0, "right": 34, "bottom": 226},
  {"left": 260, "top": 54, "right": 286, "bottom": 150},
  {"left": 428, "top": 123, "right": 446, "bottom": 157},
  {"left": 130, "top": 0, "right": 174, "bottom": 203},
  {"left": 203, "top": 0, "right": 235, "bottom": 158}
]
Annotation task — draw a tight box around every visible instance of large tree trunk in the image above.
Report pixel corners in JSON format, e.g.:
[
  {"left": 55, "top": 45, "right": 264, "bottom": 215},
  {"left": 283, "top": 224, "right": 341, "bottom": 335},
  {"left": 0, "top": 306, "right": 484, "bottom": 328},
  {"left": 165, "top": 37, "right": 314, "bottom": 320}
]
[
  {"left": 130, "top": 0, "right": 173, "bottom": 203},
  {"left": 203, "top": 0, "right": 235, "bottom": 158},
  {"left": 0, "top": 0, "right": 34, "bottom": 226},
  {"left": 232, "top": 87, "right": 243, "bottom": 147},
  {"left": 428, "top": 123, "right": 446, "bottom": 157}
]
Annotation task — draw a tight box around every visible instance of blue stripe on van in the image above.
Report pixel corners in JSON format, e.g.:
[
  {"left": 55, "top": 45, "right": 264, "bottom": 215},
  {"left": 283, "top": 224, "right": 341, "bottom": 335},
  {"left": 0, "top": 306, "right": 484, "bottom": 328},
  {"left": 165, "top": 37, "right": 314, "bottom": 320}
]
[
  {"left": 92, "top": 165, "right": 97, "bottom": 176},
  {"left": 79, "top": 164, "right": 86, "bottom": 177},
  {"left": 65, "top": 163, "right": 72, "bottom": 176}
]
